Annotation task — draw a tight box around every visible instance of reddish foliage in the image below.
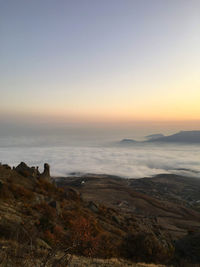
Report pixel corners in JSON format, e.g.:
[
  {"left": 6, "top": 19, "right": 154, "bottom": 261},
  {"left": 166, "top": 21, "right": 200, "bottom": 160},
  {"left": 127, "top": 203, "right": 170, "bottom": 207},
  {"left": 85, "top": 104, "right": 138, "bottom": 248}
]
[
  {"left": 53, "top": 224, "right": 64, "bottom": 241},
  {"left": 70, "top": 216, "right": 100, "bottom": 257},
  {"left": 9, "top": 183, "right": 34, "bottom": 200}
]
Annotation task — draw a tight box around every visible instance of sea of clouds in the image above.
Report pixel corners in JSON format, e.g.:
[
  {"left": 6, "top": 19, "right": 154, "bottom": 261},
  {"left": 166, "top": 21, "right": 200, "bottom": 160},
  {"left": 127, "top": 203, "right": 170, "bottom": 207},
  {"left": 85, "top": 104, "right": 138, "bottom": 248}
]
[{"left": 0, "top": 140, "right": 200, "bottom": 178}]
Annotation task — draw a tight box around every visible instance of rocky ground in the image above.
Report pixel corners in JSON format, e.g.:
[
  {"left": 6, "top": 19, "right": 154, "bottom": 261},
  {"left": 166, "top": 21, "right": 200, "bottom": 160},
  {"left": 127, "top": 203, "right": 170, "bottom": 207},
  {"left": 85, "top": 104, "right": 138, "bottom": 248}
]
[{"left": 0, "top": 163, "right": 200, "bottom": 266}]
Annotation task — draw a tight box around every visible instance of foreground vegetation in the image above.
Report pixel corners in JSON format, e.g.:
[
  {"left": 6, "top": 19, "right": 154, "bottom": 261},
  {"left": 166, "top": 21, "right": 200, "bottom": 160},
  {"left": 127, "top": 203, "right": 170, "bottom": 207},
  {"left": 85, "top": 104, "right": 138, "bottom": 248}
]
[{"left": 0, "top": 163, "right": 199, "bottom": 266}]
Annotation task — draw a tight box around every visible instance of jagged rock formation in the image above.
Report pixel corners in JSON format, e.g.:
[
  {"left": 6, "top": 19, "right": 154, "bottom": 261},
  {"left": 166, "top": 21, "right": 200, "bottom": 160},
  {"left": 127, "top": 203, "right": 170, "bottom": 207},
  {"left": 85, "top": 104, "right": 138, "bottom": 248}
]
[
  {"left": 38, "top": 163, "right": 51, "bottom": 182},
  {"left": 15, "top": 162, "right": 39, "bottom": 179},
  {"left": 14, "top": 162, "right": 51, "bottom": 182}
]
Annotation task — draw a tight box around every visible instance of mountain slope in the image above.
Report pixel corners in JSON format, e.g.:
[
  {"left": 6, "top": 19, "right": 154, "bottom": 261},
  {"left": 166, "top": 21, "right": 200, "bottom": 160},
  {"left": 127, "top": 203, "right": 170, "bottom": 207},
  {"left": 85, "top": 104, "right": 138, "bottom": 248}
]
[
  {"left": 0, "top": 163, "right": 200, "bottom": 265},
  {"left": 148, "top": 131, "right": 200, "bottom": 143}
]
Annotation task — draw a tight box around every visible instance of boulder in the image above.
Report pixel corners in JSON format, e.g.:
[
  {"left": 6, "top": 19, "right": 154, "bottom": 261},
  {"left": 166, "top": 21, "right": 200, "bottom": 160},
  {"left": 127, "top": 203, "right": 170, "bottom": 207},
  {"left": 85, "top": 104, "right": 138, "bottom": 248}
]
[{"left": 88, "top": 201, "right": 99, "bottom": 213}]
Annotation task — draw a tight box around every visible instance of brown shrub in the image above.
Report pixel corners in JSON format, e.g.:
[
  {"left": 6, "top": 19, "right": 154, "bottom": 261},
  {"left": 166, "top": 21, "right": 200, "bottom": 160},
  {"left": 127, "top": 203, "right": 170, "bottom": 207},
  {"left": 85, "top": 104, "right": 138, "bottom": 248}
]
[
  {"left": 9, "top": 183, "right": 34, "bottom": 201},
  {"left": 34, "top": 202, "right": 57, "bottom": 220},
  {"left": 97, "top": 233, "right": 121, "bottom": 258},
  {"left": 43, "top": 229, "right": 55, "bottom": 245},
  {"left": 0, "top": 183, "right": 14, "bottom": 200},
  {"left": 36, "top": 180, "right": 57, "bottom": 196},
  {"left": 53, "top": 224, "right": 64, "bottom": 241},
  {"left": 68, "top": 216, "right": 101, "bottom": 257},
  {"left": 124, "top": 232, "right": 174, "bottom": 263}
]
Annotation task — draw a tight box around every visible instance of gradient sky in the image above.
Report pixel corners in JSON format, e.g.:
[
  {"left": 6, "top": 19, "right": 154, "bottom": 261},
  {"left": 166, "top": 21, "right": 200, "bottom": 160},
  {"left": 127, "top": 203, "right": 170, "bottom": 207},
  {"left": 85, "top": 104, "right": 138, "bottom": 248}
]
[{"left": 1, "top": 0, "right": 200, "bottom": 127}]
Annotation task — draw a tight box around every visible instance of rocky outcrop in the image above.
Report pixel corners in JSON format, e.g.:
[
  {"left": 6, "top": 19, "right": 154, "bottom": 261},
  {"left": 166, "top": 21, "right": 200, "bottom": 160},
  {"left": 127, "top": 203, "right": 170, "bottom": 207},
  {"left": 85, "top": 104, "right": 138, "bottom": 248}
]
[
  {"left": 15, "top": 162, "right": 52, "bottom": 182},
  {"left": 39, "top": 163, "right": 51, "bottom": 182},
  {"left": 2, "top": 164, "right": 11, "bottom": 170},
  {"left": 15, "top": 162, "right": 39, "bottom": 179}
]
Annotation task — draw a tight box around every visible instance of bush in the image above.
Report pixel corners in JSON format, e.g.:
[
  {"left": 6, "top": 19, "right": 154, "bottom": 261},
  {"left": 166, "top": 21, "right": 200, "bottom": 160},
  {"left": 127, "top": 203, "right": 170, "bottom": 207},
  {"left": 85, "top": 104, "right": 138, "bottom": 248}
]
[
  {"left": 68, "top": 216, "right": 101, "bottom": 257},
  {"left": 36, "top": 180, "right": 57, "bottom": 196},
  {"left": 34, "top": 202, "right": 57, "bottom": 220},
  {"left": 0, "top": 183, "right": 14, "bottom": 200},
  {"left": 175, "top": 232, "right": 200, "bottom": 264},
  {"left": 124, "top": 232, "right": 174, "bottom": 263},
  {"left": 9, "top": 183, "right": 34, "bottom": 201}
]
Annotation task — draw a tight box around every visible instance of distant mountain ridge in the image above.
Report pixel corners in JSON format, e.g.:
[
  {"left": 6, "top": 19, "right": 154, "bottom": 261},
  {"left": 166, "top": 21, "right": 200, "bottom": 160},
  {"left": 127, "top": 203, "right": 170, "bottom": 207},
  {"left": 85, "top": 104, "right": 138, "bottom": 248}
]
[
  {"left": 119, "top": 131, "right": 200, "bottom": 144},
  {"left": 148, "top": 130, "right": 200, "bottom": 143},
  {"left": 145, "top": 134, "right": 165, "bottom": 140},
  {"left": 120, "top": 138, "right": 136, "bottom": 144}
]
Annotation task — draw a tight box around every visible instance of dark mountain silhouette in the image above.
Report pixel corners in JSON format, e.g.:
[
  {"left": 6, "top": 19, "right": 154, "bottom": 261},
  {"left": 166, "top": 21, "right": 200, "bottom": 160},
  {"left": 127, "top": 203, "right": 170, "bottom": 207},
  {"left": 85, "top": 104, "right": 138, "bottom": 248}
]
[
  {"left": 120, "top": 138, "right": 136, "bottom": 144},
  {"left": 145, "top": 134, "right": 165, "bottom": 140},
  {"left": 148, "top": 131, "right": 200, "bottom": 143}
]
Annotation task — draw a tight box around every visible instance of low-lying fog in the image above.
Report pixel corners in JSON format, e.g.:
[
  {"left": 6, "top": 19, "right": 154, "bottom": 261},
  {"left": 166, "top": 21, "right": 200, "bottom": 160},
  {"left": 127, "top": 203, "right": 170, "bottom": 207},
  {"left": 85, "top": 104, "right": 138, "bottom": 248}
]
[{"left": 0, "top": 135, "right": 200, "bottom": 178}]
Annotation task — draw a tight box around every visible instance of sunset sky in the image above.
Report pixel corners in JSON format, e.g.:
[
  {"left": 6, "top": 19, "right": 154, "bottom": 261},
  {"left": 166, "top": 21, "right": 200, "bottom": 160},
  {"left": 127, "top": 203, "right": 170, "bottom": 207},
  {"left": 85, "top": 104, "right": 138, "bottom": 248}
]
[{"left": 1, "top": 0, "right": 200, "bottom": 132}]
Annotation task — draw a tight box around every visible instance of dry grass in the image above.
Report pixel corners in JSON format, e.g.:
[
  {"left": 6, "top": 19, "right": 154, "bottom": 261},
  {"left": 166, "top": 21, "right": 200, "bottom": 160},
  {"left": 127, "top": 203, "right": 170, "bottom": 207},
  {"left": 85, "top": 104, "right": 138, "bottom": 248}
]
[{"left": 68, "top": 255, "right": 167, "bottom": 266}]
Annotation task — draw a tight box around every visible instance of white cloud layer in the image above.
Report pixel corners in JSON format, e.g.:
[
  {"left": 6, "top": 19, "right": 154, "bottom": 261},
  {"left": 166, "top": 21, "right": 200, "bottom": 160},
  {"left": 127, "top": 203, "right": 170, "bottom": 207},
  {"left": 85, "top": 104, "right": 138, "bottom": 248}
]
[{"left": 0, "top": 140, "right": 200, "bottom": 178}]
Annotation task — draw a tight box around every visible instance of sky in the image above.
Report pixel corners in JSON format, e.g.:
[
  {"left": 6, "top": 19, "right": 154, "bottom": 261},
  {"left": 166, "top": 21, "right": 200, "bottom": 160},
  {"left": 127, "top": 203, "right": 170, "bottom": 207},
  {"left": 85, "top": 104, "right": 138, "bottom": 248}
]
[{"left": 1, "top": 0, "right": 200, "bottom": 138}]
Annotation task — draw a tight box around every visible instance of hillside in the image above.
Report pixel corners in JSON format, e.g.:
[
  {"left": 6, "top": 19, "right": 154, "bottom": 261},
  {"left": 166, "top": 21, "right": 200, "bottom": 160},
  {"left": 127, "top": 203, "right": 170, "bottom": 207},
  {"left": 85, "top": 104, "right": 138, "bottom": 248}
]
[
  {"left": 120, "top": 139, "right": 136, "bottom": 144},
  {"left": 145, "top": 134, "right": 165, "bottom": 141},
  {"left": 57, "top": 174, "right": 200, "bottom": 239},
  {"left": 148, "top": 131, "right": 200, "bottom": 143},
  {"left": 0, "top": 163, "right": 200, "bottom": 266},
  {"left": 119, "top": 131, "right": 200, "bottom": 144}
]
